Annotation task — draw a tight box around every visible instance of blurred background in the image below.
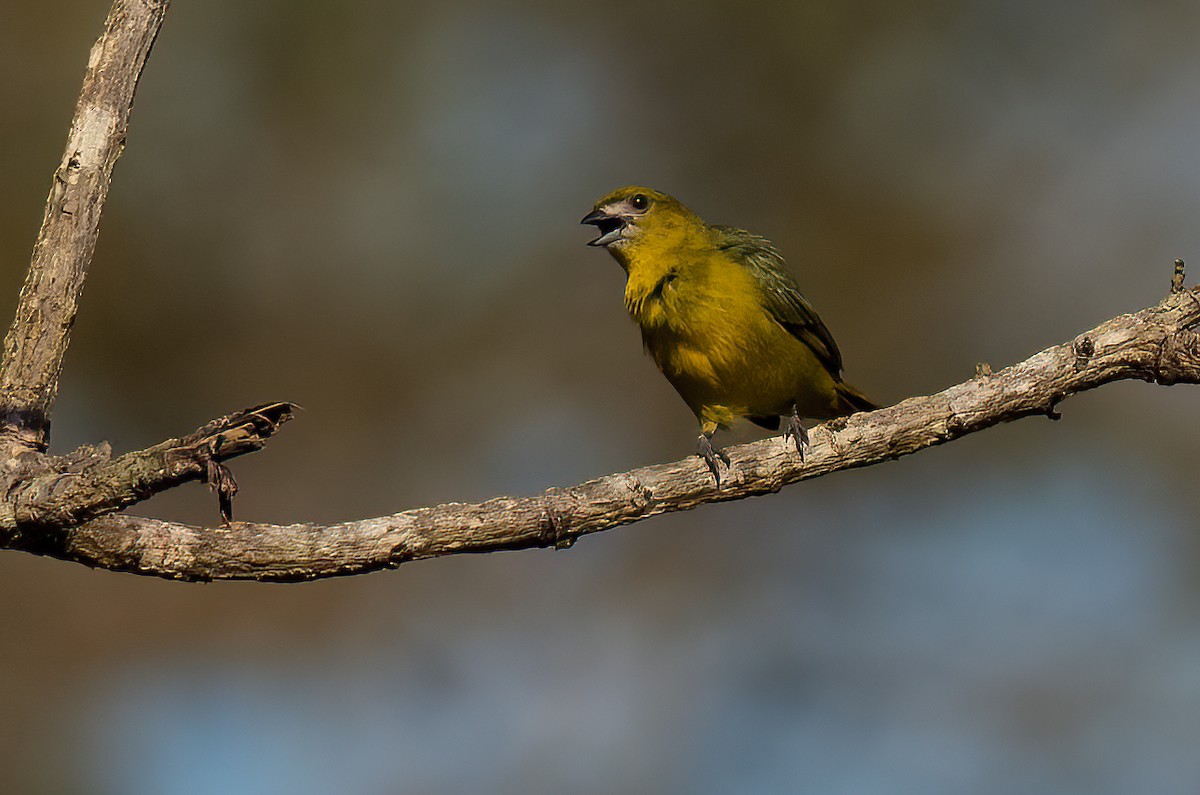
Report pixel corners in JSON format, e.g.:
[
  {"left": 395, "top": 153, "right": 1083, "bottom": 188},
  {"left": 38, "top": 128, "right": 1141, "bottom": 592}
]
[{"left": 3, "top": 0, "right": 1200, "bottom": 792}]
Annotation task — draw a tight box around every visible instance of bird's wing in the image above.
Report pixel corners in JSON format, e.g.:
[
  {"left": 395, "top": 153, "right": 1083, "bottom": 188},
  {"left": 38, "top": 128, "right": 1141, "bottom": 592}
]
[{"left": 711, "top": 225, "right": 844, "bottom": 375}]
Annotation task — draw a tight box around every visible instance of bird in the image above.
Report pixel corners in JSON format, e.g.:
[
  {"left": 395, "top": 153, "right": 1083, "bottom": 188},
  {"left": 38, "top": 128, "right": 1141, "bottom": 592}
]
[{"left": 581, "top": 186, "right": 876, "bottom": 483}]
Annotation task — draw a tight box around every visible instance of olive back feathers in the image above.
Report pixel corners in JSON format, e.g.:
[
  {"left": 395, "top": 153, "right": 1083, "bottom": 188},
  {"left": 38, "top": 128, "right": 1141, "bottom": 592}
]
[{"left": 711, "top": 225, "right": 844, "bottom": 376}]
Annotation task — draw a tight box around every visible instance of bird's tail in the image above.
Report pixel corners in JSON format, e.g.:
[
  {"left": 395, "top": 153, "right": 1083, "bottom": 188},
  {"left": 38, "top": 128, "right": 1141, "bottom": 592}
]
[{"left": 834, "top": 380, "right": 878, "bottom": 415}]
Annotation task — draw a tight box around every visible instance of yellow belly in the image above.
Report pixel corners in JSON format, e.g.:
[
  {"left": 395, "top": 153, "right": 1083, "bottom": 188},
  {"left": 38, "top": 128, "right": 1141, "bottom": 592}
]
[
  {"left": 647, "top": 324, "right": 841, "bottom": 428},
  {"left": 636, "top": 281, "right": 842, "bottom": 429}
]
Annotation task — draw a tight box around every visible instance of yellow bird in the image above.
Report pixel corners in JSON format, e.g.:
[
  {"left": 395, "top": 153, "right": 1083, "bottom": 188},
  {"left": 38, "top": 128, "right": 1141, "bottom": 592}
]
[{"left": 582, "top": 186, "right": 876, "bottom": 482}]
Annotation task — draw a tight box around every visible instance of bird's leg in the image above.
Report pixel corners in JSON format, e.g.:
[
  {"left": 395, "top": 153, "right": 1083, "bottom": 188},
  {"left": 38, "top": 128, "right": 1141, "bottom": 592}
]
[
  {"left": 783, "top": 404, "right": 809, "bottom": 461},
  {"left": 696, "top": 421, "right": 730, "bottom": 485}
]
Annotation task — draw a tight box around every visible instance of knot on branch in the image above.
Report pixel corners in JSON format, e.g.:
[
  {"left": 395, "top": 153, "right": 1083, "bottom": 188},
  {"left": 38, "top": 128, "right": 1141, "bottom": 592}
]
[
  {"left": 0, "top": 410, "right": 51, "bottom": 454},
  {"left": 944, "top": 413, "right": 966, "bottom": 436},
  {"left": 1072, "top": 336, "right": 1095, "bottom": 370},
  {"left": 624, "top": 476, "right": 656, "bottom": 512},
  {"left": 1154, "top": 328, "right": 1200, "bottom": 386},
  {"left": 540, "top": 504, "right": 576, "bottom": 549},
  {"left": 5, "top": 460, "right": 102, "bottom": 536}
]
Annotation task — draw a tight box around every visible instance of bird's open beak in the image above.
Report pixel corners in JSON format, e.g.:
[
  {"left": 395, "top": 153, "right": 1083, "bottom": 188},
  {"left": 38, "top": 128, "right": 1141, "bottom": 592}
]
[{"left": 581, "top": 208, "right": 627, "bottom": 247}]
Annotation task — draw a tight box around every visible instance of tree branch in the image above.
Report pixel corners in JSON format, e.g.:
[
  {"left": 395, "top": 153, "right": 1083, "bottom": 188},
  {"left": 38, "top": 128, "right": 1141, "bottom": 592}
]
[
  {"left": 7, "top": 285, "right": 1195, "bottom": 582},
  {"left": 3, "top": 402, "right": 295, "bottom": 536},
  {"left": 3, "top": 0, "right": 1198, "bottom": 584},
  {"left": 0, "top": 0, "right": 169, "bottom": 450},
  {"left": 0, "top": 0, "right": 292, "bottom": 550}
]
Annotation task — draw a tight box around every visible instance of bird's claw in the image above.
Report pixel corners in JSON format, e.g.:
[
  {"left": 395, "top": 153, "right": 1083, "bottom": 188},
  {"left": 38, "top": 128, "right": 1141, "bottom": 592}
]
[
  {"left": 696, "top": 434, "right": 730, "bottom": 485},
  {"left": 783, "top": 413, "right": 809, "bottom": 460}
]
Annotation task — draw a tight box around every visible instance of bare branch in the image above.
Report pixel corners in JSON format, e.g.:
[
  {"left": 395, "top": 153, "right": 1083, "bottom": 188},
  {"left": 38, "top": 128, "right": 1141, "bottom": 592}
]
[
  {"left": 3, "top": 402, "right": 295, "bottom": 536},
  {"left": 8, "top": 286, "right": 1196, "bottom": 582},
  {"left": 2, "top": 0, "right": 1196, "bottom": 585},
  {"left": 0, "top": 0, "right": 295, "bottom": 556},
  {"left": 0, "top": 0, "right": 170, "bottom": 450}
]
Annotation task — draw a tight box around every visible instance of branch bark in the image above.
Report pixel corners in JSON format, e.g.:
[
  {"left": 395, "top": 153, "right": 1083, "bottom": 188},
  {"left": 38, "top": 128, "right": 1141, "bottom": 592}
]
[
  {"left": 0, "top": 0, "right": 169, "bottom": 450},
  {"left": 4, "top": 402, "right": 295, "bottom": 536},
  {"left": 6, "top": 284, "right": 1195, "bottom": 582},
  {"left": 2, "top": 0, "right": 1198, "bottom": 583},
  {"left": 0, "top": 2, "right": 294, "bottom": 535}
]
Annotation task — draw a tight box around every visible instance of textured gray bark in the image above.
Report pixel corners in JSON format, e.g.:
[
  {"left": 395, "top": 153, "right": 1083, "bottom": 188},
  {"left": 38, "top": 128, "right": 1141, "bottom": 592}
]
[
  {"left": 0, "top": 0, "right": 170, "bottom": 450},
  {"left": 8, "top": 286, "right": 1192, "bottom": 581},
  {"left": 0, "top": 3, "right": 293, "bottom": 558},
  {"left": 1, "top": 0, "right": 1197, "bottom": 582}
]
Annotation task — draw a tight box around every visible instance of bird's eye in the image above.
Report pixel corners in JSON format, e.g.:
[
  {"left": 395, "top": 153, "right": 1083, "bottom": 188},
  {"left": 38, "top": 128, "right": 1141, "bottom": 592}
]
[{"left": 630, "top": 193, "right": 650, "bottom": 211}]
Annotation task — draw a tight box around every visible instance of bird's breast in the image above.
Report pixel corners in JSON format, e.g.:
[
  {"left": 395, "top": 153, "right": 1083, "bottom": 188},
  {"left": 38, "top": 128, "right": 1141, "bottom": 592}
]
[
  {"left": 632, "top": 273, "right": 755, "bottom": 386},
  {"left": 624, "top": 269, "right": 679, "bottom": 330},
  {"left": 629, "top": 264, "right": 835, "bottom": 419}
]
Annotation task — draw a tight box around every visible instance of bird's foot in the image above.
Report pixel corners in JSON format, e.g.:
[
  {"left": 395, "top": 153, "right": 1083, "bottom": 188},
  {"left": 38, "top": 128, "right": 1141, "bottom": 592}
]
[
  {"left": 696, "top": 434, "right": 730, "bottom": 485},
  {"left": 783, "top": 411, "right": 809, "bottom": 461}
]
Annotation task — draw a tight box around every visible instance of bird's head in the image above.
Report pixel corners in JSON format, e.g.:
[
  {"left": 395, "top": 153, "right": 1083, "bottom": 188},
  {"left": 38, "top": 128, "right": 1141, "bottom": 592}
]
[{"left": 581, "top": 186, "right": 701, "bottom": 263}]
